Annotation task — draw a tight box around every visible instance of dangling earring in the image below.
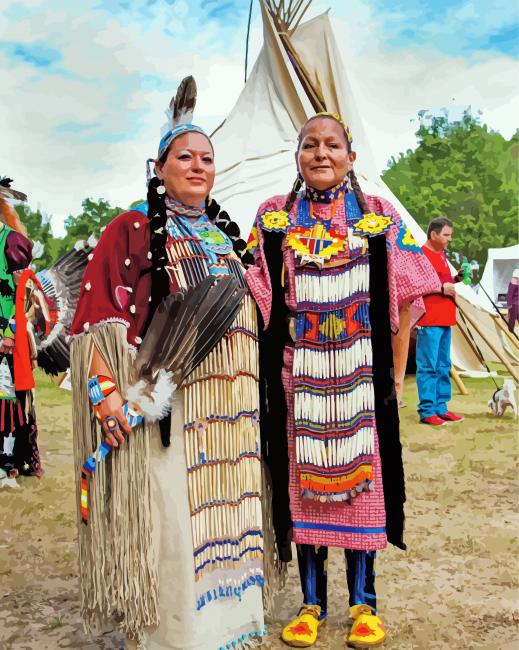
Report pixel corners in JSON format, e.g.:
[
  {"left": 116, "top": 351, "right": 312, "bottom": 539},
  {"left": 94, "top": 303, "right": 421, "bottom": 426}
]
[
  {"left": 156, "top": 183, "right": 166, "bottom": 195},
  {"left": 294, "top": 172, "right": 304, "bottom": 198}
]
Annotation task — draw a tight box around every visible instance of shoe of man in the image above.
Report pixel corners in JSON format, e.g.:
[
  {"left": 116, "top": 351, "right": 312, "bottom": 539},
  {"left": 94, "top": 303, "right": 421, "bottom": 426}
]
[
  {"left": 347, "top": 605, "right": 386, "bottom": 648},
  {"left": 281, "top": 604, "right": 324, "bottom": 647},
  {"left": 439, "top": 411, "right": 464, "bottom": 422},
  {"left": 420, "top": 415, "right": 446, "bottom": 426}
]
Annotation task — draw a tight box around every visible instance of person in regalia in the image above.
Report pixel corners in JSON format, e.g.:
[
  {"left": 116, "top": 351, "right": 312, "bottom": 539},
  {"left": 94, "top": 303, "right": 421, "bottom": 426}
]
[
  {"left": 69, "top": 78, "right": 265, "bottom": 650},
  {"left": 246, "top": 113, "right": 439, "bottom": 648},
  {"left": 0, "top": 179, "right": 42, "bottom": 485}
]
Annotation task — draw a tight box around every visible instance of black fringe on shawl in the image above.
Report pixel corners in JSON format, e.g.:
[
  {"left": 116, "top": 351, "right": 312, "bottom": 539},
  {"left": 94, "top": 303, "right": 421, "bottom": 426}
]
[
  {"left": 368, "top": 233, "right": 406, "bottom": 551},
  {"left": 257, "top": 230, "right": 293, "bottom": 562}
]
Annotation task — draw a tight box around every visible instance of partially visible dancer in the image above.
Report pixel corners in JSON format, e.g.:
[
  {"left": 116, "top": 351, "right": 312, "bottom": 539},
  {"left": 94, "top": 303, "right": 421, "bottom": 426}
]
[
  {"left": 0, "top": 179, "right": 42, "bottom": 486},
  {"left": 507, "top": 269, "right": 519, "bottom": 333},
  {"left": 246, "top": 112, "right": 440, "bottom": 648},
  {"left": 69, "top": 78, "right": 265, "bottom": 649},
  {"left": 416, "top": 217, "right": 465, "bottom": 426}
]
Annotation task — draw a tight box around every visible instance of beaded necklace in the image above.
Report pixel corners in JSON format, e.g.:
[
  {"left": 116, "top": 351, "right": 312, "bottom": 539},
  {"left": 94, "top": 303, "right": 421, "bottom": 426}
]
[{"left": 165, "top": 194, "right": 205, "bottom": 218}]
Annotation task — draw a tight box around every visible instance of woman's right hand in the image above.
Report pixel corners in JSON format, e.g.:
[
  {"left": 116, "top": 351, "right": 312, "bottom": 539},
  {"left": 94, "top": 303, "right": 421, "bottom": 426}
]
[{"left": 95, "top": 389, "right": 133, "bottom": 448}]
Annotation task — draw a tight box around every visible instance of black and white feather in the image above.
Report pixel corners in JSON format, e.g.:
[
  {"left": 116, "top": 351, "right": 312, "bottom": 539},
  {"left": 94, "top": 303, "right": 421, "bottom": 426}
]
[
  {"left": 126, "top": 276, "right": 245, "bottom": 421},
  {"left": 0, "top": 177, "right": 27, "bottom": 203},
  {"left": 34, "top": 237, "right": 97, "bottom": 374},
  {"left": 162, "top": 75, "right": 197, "bottom": 136}
]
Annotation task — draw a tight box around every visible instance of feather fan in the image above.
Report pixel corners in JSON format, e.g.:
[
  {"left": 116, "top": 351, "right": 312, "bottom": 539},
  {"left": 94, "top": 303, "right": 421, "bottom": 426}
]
[{"left": 130, "top": 275, "right": 245, "bottom": 417}]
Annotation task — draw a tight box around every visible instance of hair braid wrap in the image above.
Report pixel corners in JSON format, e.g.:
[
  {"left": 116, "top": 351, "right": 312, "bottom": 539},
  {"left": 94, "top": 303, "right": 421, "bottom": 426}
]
[
  {"left": 145, "top": 177, "right": 172, "bottom": 446},
  {"left": 348, "top": 170, "right": 369, "bottom": 214},
  {"left": 207, "top": 196, "right": 254, "bottom": 267}
]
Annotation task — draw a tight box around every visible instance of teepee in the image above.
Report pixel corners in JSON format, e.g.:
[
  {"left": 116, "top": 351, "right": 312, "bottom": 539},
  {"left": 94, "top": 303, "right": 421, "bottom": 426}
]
[{"left": 211, "top": 0, "right": 518, "bottom": 379}]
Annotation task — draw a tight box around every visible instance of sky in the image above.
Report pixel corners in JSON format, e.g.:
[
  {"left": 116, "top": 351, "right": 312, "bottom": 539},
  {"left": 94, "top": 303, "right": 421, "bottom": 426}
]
[{"left": 1, "top": 0, "right": 518, "bottom": 236}]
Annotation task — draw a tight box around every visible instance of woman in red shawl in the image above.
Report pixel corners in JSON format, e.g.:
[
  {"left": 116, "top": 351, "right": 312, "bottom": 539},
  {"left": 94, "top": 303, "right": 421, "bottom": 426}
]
[{"left": 68, "top": 79, "right": 265, "bottom": 649}]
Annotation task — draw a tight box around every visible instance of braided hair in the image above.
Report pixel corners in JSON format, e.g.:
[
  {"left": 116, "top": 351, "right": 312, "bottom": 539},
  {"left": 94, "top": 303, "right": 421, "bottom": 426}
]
[
  {"left": 282, "top": 173, "right": 304, "bottom": 215},
  {"left": 146, "top": 176, "right": 170, "bottom": 319},
  {"left": 292, "top": 113, "right": 369, "bottom": 214},
  {"left": 206, "top": 195, "right": 254, "bottom": 268}
]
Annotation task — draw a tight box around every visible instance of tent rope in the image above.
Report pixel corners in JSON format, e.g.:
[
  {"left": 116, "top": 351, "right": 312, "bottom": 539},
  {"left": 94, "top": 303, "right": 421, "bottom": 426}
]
[{"left": 456, "top": 305, "right": 500, "bottom": 391}]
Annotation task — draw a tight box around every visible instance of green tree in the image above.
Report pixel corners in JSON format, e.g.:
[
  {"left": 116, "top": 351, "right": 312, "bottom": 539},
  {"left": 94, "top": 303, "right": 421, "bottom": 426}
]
[
  {"left": 14, "top": 204, "right": 61, "bottom": 271},
  {"left": 59, "top": 197, "right": 125, "bottom": 253},
  {"left": 382, "top": 110, "right": 519, "bottom": 278},
  {"left": 14, "top": 198, "right": 127, "bottom": 269}
]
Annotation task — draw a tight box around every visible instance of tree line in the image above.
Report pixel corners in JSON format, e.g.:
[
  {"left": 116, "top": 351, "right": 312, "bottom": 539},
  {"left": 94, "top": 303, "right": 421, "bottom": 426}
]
[{"left": 12, "top": 111, "right": 519, "bottom": 277}]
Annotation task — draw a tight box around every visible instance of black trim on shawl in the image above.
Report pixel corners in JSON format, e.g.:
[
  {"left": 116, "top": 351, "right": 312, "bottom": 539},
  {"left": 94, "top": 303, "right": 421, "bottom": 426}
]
[
  {"left": 257, "top": 230, "right": 293, "bottom": 562},
  {"left": 368, "top": 234, "right": 406, "bottom": 551},
  {"left": 258, "top": 230, "right": 406, "bottom": 557}
]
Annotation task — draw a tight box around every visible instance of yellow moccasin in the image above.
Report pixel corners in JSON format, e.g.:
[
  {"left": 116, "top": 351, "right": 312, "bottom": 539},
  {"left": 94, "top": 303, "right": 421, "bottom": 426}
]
[
  {"left": 281, "top": 604, "right": 323, "bottom": 647},
  {"left": 347, "top": 610, "right": 386, "bottom": 648}
]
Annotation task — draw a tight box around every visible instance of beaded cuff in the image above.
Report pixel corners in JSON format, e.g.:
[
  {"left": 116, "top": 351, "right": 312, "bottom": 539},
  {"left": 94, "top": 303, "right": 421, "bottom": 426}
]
[{"left": 87, "top": 374, "right": 116, "bottom": 406}]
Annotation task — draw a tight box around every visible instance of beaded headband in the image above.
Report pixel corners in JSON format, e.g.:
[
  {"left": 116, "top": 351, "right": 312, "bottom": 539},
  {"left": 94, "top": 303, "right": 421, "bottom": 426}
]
[{"left": 308, "top": 111, "right": 353, "bottom": 145}]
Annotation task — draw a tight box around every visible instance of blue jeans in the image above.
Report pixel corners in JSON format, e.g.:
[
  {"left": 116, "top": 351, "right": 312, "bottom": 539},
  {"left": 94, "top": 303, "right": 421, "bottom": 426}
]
[{"left": 416, "top": 326, "right": 452, "bottom": 418}]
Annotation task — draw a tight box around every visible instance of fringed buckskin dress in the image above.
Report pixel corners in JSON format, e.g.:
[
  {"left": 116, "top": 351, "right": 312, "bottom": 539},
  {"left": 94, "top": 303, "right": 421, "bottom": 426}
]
[{"left": 70, "top": 200, "right": 265, "bottom": 650}]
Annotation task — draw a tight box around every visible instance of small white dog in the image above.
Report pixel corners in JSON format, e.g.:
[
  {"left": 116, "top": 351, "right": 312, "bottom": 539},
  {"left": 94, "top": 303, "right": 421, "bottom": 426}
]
[{"left": 488, "top": 379, "right": 518, "bottom": 417}]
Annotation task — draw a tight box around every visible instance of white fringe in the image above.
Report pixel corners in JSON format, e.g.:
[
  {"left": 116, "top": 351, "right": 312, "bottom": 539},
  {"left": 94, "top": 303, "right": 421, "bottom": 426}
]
[
  {"left": 293, "top": 339, "right": 373, "bottom": 378},
  {"left": 295, "top": 382, "right": 375, "bottom": 424},
  {"left": 295, "top": 261, "right": 369, "bottom": 303},
  {"left": 296, "top": 426, "right": 374, "bottom": 467}
]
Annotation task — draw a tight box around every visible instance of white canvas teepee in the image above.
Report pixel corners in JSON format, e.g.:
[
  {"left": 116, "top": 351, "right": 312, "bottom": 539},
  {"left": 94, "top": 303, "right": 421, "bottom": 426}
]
[{"left": 211, "top": 2, "right": 517, "bottom": 377}]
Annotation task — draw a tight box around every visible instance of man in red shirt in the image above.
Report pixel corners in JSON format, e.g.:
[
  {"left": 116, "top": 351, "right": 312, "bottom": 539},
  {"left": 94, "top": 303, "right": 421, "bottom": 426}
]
[{"left": 416, "top": 217, "right": 464, "bottom": 425}]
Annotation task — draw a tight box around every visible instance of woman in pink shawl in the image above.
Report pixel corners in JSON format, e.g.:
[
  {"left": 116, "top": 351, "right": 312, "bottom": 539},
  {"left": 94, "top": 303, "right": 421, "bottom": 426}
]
[{"left": 246, "top": 113, "right": 439, "bottom": 648}]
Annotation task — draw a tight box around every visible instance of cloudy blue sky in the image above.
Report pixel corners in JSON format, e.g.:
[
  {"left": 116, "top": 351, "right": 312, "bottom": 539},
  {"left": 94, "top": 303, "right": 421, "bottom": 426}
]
[{"left": 1, "top": 0, "right": 517, "bottom": 235}]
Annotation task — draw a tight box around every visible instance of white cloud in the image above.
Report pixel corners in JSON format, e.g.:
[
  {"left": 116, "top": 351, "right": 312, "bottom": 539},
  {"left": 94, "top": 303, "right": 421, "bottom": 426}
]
[
  {"left": 343, "top": 42, "right": 519, "bottom": 170},
  {"left": 0, "top": 0, "right": 516, "bottom": 237}
]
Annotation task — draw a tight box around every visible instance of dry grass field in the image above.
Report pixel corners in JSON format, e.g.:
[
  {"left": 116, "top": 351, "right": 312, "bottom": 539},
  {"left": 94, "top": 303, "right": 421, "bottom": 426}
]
[{"left": 1, "top": 370, "right": 518, "bottom": 650}]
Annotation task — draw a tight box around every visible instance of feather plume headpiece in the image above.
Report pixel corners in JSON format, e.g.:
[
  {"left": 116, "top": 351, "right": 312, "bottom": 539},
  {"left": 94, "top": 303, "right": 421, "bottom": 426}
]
[
  {"left": 0, "top": 178, "right": 28, "bottom": 235},
  {"left": 156, "top": 75, "right": 209, "bottom": 159}
]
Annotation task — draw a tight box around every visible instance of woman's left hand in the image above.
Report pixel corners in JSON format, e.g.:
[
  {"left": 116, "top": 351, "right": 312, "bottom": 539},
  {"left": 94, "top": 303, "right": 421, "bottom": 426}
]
[{"left": 0, "top": 336, "right": 15, "bottom": 355}]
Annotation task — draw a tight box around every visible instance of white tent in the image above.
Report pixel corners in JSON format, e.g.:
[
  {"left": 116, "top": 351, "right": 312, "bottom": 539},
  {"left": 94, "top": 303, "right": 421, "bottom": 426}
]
[
  {"left": 479, "top": 244, "right": 519, "bottom": 306},
  {"left": 211, "top": 2, "right": 518, "bottom": 379}
]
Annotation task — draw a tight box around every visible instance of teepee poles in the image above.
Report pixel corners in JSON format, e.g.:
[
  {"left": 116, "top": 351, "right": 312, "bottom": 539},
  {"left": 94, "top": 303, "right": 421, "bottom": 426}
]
[
  {"left": 245, "top": 0, "right": 254, "bottom": 83},
  {"left": 262, "top": 0, "right": 325, "bottom": 112},
  {"left": 290, "top": 0, "right": 313, "bottom": 32},
  {"left": 458, "top": 303, "right": 519, "bottom": 383}
]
